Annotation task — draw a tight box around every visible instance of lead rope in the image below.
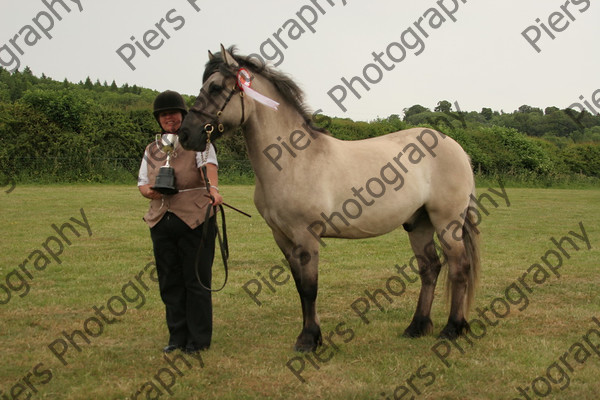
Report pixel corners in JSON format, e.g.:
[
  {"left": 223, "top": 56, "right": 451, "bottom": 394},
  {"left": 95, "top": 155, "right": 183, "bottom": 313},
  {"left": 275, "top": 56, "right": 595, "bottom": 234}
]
[
  {"left": 194, "top": 129, "right": 228, "bottom": 292},
  {"left": 195, "top": 164, "right": 229, "bottom": 292}
]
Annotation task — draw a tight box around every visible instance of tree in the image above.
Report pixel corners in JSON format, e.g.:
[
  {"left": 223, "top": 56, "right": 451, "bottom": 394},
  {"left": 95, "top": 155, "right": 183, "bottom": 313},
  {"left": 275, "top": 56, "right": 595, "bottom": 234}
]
[
  {"left": 481, "top": 107, "right": 493, "bottom": 121},
  {"left": 563, "top": 108, "right": 598, "bottom": 131},
  {"left": 6, "top": 70, "right": 27, "bottom": 101},
  {"left": 0, "top": 82, "right": 10, "bottom": 102},
  {"left": 23, "top": 66, "right": 33, "bottom": 77},
  {"left": 517, "top": 105, "right": 542, "bottom": 115},
  {"left": 84, "top": 76, "right": 94, "bottom": 90},
  {"left": 403, "top": 104, "right": 430, "bottom": 121},
  {"left": 434, "top": 100, "right": 452, "bottom": 113},
  {"left": 541, "top": 110, "right": 581, "bottom": 137}
]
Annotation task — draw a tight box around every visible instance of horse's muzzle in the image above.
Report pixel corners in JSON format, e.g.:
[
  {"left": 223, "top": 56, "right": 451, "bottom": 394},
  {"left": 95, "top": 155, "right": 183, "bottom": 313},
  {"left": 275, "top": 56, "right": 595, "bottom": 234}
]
[{"left": 178, "top": 125, "right": 207, "bottom": 152}]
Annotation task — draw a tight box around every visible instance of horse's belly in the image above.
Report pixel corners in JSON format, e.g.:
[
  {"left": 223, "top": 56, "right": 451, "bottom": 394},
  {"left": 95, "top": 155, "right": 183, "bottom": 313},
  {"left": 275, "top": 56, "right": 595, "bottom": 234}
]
[{"left": 314, "top": 196, "right": 420, "bottom": 239}]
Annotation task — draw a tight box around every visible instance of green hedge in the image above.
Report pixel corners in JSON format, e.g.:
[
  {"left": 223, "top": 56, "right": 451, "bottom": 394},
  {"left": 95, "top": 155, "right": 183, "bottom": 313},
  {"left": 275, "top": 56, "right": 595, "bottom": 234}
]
[{"left": 1, "top": 69, "right": 598, "bottom": 186}]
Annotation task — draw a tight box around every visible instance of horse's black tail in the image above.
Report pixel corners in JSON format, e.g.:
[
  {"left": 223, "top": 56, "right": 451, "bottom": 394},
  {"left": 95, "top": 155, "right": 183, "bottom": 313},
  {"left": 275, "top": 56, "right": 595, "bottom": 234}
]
[{"left": 442, "top": 186, "right": 481, "bottom": 315}]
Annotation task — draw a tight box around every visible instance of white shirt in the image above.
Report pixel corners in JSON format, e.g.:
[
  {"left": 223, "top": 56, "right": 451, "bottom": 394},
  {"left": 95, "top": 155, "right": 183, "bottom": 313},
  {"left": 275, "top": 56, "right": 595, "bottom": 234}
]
[{"left": 137, "top": 143, "right": 218, "bottom": 186}]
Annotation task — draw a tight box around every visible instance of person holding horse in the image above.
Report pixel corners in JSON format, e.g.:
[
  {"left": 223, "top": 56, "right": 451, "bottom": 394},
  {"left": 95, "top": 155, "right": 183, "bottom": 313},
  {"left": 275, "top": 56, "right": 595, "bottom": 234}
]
[{"left": 138, "top": 90, "right": 222, "bottom": 354}]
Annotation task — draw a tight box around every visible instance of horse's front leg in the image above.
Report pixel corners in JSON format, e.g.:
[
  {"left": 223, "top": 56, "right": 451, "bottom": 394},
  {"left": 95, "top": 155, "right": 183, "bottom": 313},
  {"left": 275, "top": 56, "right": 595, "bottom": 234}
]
[
  {"left": 272, "top": 230, "right": 322, "bottom": 352},
  {"left": 291, "top": 247, "right": 322, "bottom": 352}
]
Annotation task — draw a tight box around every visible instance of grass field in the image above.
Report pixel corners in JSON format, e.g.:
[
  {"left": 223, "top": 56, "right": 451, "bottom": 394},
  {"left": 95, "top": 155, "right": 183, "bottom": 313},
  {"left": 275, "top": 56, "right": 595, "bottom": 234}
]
[{"left": 1, "top": 184, "right": 599, "bottom": 400}]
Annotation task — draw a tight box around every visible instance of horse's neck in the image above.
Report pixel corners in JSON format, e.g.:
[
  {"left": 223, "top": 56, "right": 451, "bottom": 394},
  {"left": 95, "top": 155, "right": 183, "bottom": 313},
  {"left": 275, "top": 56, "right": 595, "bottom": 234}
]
[{"left": 243, "top": 103, "right": 314, "bottom": 179}]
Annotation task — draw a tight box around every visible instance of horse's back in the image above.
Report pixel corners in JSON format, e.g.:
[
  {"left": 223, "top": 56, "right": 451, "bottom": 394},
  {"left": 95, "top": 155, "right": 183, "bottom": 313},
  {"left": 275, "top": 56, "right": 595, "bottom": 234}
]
[{"left": 324, "top": 127, "right": 471, "bottom": 181}]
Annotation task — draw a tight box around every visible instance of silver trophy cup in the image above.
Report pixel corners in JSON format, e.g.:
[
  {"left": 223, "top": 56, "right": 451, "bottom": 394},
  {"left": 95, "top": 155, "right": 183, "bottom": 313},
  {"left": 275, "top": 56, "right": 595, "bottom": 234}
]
[{"left": 151, "top": 133, "right": 179, "bottom": 195}]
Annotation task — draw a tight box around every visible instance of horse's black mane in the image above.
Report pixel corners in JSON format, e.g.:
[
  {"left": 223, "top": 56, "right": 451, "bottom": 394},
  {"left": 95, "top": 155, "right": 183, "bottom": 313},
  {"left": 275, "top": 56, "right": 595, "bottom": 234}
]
[{"left": 203, "top": 46, "right": 328, "bottom": 134}]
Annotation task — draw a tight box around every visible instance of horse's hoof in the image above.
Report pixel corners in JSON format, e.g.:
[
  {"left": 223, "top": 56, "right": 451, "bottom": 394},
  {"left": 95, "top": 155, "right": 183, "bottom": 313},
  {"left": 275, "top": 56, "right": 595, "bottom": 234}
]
[
  {"left": 293, "top": 341, "right": 317, "bottom": 353},
  {"left": 293, "top": 335, "right": 321, "bottom": 352},
  {"left": 438, "top": 318, "right": 470, "bottom": 339},
  {"left": 294, "top": 327, "right": 323, "bottom": 352},
  {"left": 403, "top": 316, "right": 433, "bottom": 338}
]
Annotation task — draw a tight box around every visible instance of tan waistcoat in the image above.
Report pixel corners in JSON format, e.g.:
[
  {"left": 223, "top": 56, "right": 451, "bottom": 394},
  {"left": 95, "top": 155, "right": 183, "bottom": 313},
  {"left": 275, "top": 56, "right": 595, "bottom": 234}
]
[{"left": 143, "top": 142, "right": 213, "bottom": 229}]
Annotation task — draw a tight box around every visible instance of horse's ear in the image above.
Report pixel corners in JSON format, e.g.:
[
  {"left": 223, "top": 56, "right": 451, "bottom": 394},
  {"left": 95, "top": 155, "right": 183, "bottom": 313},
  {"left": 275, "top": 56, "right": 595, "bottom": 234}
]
[
  {"left": 220, "top": 44, "right": 238, "bottom": 67},
  {"left": 208, "top": 50, "right": 215, "bottom": 61}
]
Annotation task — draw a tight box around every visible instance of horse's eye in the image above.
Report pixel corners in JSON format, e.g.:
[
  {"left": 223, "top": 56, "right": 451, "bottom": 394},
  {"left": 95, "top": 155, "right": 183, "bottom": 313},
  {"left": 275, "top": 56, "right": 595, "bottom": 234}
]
[{"left": 209, "top": 84, "right": 223, "bottom": 95}]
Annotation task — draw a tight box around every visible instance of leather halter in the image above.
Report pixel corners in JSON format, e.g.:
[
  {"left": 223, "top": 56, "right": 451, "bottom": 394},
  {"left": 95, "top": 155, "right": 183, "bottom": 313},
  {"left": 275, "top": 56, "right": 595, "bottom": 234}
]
[{"left": 188, "top": 82, "right": 245, "bottom": 143}]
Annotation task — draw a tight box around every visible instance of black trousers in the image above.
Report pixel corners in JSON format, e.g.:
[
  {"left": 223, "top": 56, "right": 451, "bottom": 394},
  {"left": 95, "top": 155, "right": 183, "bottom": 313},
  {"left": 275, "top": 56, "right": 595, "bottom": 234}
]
[{"left": 150, "top": 212, "right": 215, "bottom": 349}]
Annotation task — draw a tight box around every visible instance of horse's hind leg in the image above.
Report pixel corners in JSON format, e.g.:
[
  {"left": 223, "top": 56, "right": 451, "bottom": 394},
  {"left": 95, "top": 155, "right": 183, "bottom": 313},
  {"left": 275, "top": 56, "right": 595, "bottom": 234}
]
[
  {"left": 438, "top": 237, "right": 471, "bottom": 339},
  {"left": 271, "top": 229, "right": 322, "bottom": 352},
  {"left": 403, "top": 212, "right": 443, "bottom": 337}
]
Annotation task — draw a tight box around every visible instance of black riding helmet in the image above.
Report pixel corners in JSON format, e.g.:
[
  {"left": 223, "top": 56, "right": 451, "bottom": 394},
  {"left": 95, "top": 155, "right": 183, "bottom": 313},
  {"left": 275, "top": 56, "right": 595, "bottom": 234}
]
[{"left": 153, "top": 90, "right": 188, "bottom": 121}]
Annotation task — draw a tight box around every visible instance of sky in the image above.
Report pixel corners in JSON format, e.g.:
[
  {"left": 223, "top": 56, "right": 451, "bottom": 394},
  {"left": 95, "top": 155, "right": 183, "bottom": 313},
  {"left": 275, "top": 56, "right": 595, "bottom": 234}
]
[{"left": 1, "top": 0, "right": 599, "bottom": 121}]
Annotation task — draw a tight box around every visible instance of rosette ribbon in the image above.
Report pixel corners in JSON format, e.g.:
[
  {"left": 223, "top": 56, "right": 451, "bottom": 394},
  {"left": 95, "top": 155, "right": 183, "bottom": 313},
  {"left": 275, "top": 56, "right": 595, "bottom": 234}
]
[{"left": 236, "top": 68, "right": 279, "bottom": 110}]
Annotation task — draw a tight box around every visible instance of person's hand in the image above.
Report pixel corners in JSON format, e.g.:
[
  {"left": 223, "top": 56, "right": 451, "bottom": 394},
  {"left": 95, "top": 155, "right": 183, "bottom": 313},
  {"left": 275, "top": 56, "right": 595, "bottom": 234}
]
[
  {"left": 146, "top": 188, "right": 162, "bottom": 200},
  {"left": 139, "top": 184, "right": 162, "bottom": 200},
  {"left": 209, "top": 187, "right": 223, "bottom": 206}
]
